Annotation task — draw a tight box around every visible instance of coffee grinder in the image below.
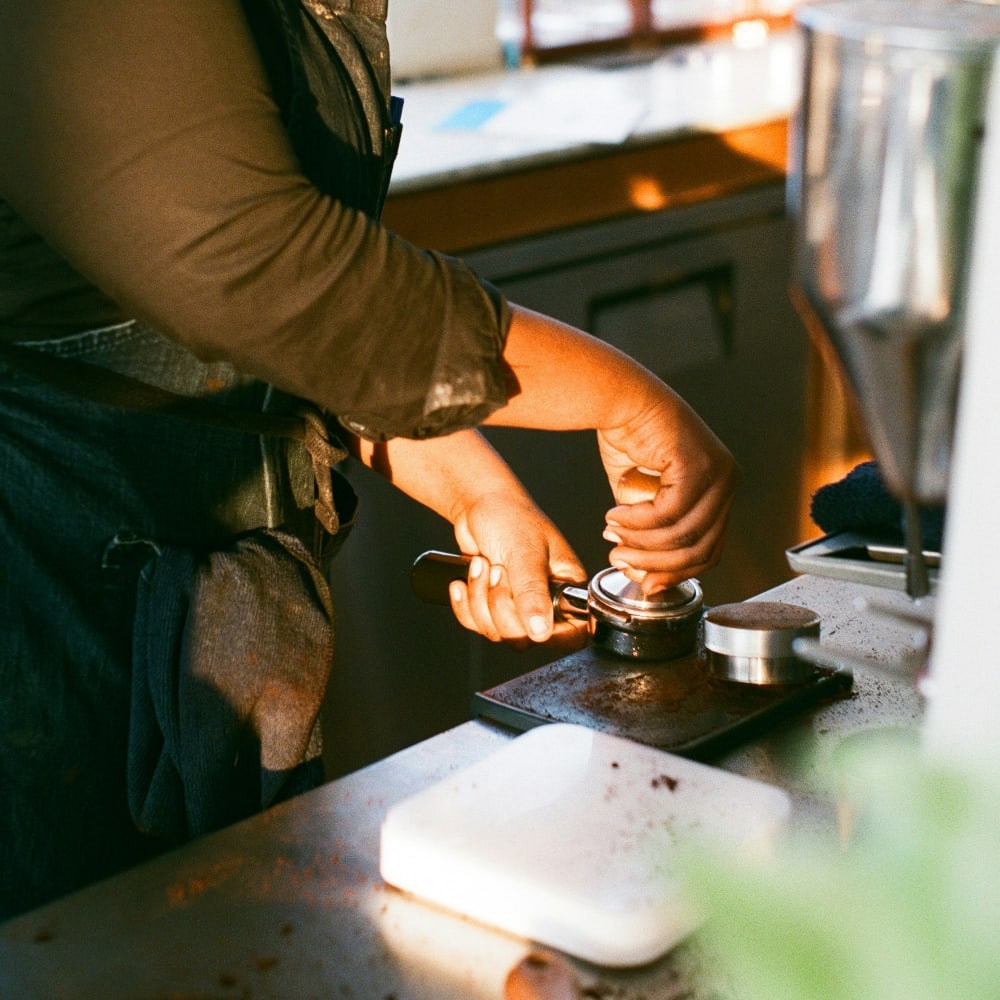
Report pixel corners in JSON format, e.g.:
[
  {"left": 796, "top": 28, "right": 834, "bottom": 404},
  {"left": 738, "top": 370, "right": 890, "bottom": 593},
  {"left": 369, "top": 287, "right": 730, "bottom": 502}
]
[{"left": 790, "top": 0, "right": 1000, "bottom": 770}]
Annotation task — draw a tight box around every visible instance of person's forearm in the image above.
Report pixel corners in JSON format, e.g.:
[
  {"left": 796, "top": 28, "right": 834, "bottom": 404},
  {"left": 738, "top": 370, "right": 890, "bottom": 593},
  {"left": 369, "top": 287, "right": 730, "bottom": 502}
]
[
  {"left": 485, "top": 304, "right": 665, "bottom": 434},
  {"left": 350, "top": 427, "right": 530, "bottom": 526},
  {"left": 350, "top": 423, "right": 589, "bottom": 645}
]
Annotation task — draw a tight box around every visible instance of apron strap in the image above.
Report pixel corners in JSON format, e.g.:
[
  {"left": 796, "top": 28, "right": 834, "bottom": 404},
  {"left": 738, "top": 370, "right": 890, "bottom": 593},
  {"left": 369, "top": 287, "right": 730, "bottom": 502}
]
[{"left": 305, "top": 0, "right": 388, "bottom": 21}]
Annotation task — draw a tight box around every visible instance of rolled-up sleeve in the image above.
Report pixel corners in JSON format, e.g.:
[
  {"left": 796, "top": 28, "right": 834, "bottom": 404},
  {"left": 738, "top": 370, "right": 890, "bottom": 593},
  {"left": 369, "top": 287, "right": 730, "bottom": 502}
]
[{"left": 0, "top": 0, "right": 511, "bottom": 440}]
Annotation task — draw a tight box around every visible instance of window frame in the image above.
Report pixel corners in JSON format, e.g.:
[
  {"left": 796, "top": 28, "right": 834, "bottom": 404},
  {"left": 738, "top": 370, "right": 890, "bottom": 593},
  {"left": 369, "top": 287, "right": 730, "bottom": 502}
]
[{"left": 518, "top": 0, "right": 796, "bottom": 64}]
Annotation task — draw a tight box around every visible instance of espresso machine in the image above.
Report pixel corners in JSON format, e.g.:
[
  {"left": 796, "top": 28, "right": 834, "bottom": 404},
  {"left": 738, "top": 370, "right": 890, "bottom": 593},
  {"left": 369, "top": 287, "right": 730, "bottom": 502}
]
[{"left": 789, "top": 0, "right": 1000, "bottom": 771}]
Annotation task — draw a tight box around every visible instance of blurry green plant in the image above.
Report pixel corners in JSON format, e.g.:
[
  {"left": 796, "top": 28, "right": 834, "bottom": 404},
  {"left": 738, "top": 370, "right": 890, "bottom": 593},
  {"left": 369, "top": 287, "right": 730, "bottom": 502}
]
[{"left": 686, "top": 734, "right": 1000, "bottom": 1000}]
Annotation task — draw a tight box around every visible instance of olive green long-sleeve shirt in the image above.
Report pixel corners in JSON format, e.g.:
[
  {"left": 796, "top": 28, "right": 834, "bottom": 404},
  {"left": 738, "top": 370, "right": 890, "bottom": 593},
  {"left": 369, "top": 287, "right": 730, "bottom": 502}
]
[{"left": 0, "top": 0, "right": 510, "bottom": 440}]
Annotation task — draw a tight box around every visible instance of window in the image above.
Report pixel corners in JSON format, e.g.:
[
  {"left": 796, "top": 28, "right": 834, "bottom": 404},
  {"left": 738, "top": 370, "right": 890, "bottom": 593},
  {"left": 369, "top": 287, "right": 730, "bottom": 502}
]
[{"left": 499, "top": 0, "right": 804, "bottom": 63}]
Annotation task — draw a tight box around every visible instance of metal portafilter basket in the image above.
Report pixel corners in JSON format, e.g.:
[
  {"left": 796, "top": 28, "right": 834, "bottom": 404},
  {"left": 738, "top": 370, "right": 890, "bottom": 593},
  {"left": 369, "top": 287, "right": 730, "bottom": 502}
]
[
  {"left": 410, "top": 550, "right": 705, "bottom": 661},
  {"left": 790, "top": 0, "right": 1000, "bottom": 597},
  {"left": 411, "top": 552, "right": 830, "bottom": 686},
  {"left": 410, "top": 458, "right": 829, "bottom": 679},
  {"left": 409, "top": 468, "right": 706, "bottom": 661}
]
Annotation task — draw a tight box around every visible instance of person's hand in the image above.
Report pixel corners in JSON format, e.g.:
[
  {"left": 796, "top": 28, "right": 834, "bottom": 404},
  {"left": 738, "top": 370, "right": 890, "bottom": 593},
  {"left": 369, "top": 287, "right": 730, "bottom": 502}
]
[
  {"left": 446, "top": 491, "right": 589, "bottom": 651},
  {"left": 596, "top": 386, "right": 739, "bottom": 594},
  {"left": 483, "top": 306, "right": 739, "bottom": 594}
]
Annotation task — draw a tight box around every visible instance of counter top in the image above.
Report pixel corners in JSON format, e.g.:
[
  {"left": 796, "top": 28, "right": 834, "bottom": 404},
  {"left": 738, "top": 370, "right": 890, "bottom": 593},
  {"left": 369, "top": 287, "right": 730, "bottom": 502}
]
[
  {"left": 0, "top": 572, "right": 927, "bottom": 1000},
  {"left": 389, "top": 29, "right": 802, "bottom": 193},
  {"left": 382, "top": 30, "right": 802, "bottom": 252}
]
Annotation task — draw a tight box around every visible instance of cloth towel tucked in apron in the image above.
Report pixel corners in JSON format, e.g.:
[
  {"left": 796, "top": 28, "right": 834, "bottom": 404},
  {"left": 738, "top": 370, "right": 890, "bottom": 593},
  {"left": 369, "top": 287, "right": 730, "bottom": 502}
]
[{"left": 128, "top": 528, "right": 334, "bottom": 840}]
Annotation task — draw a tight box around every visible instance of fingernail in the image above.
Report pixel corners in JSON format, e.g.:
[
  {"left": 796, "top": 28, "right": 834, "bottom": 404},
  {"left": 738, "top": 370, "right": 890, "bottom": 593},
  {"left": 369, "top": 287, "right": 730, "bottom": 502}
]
[
  {"left": 489, "top": 564, "right": 502, "bottom": 587},
  {"left": 469, "top": 556, "right": 485, "bottom": 580},
  {"left": 449, "top": 581, "right": 464, "bottom": 603},
  {"left": 603, "top": 528, "right": 622, "bottom": 544},
  {"left": 528, "top": 615, "right": 549, "bottom": 640}
]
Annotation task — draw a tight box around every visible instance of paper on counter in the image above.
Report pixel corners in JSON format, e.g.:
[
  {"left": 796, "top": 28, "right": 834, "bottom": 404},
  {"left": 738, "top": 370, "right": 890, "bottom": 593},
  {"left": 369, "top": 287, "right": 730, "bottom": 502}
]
[{"left": 436, "top": 68, "right": 649, "bottom": 145}]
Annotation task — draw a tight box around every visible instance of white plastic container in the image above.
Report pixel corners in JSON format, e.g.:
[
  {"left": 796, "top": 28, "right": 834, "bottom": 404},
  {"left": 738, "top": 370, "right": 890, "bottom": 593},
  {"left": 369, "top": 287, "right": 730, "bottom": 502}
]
[{"left": 380, "top": 723, "right": 791, "bottom": 967}]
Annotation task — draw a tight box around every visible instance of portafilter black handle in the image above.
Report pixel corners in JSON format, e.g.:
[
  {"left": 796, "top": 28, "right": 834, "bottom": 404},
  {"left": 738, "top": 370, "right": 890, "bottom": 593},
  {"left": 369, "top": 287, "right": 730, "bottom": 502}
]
[{"left": 410, "top": 550, "right": 589, "bottom": 619}]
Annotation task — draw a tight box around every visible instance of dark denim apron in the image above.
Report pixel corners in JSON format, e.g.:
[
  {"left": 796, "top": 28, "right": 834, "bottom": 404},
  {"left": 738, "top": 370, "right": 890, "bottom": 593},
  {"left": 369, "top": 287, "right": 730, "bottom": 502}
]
[{"left": 0, "top": 0, "right": 400, "bottom": 918}]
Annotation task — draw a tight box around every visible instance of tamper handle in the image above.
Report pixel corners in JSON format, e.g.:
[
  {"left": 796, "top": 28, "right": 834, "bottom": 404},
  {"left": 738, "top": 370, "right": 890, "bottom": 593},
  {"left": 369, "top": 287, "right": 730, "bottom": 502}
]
[{"left": 617, "top": 467, "right": 661, "bottom": 504}]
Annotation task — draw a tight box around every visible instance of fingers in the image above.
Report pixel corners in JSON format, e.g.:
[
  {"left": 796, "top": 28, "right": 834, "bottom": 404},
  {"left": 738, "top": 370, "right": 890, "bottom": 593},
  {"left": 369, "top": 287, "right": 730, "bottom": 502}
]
[
  {"left": 448, "top": 555, "right": 589, "bottom": 649},
  {"left": 450, "top": 556, "right": 545, "bottom": 642},
  {"left": 604, "top": 463, "right": 739, "bottom": 590},
  {"left": 446, "top": 491, "right": 589, "bottom": 648},
  {"left": 604, "top": 529, "right": 726, "bottom": 593}
]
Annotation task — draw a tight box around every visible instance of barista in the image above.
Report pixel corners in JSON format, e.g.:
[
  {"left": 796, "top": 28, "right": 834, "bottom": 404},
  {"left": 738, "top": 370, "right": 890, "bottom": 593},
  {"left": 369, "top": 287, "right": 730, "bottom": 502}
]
[{"left": 0, "top": 0, "right": 738, "bottom": 917}]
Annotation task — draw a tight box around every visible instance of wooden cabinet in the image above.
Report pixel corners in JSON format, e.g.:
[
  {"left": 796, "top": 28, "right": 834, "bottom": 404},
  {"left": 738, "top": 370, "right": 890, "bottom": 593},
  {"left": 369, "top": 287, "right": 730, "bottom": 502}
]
[{"left": 321, "top": 180, "right": 812, "bottom": 778}]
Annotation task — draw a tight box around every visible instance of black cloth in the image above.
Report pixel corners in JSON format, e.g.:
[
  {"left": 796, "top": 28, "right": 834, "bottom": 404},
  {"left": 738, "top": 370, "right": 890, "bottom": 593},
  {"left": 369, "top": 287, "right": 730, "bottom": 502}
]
[{"left": 811, "top": 460, "right": 946, "bottom": 551}]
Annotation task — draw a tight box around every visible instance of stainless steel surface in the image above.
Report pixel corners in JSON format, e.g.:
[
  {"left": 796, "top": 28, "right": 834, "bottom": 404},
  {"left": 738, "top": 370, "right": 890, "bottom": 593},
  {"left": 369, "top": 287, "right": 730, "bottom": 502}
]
[
  {"left": 786, "top": 531, "right": 941, "bottom": 593},
  {"left": 703, "top": 601, "right": 821, "bottom": 686},
  {"left": 790, "top": 0, "right": 1000, "bottom": 598},
  {"left": 589, "top": 568, "right": 701, "bottom": 619},
  {"left": 0, "top": 574, "right": 928, "bottom": 1000},
  {"left": 901, "top": 496, "right": 931, "bottom": 597},
  {"left": 866, "top": 541, "right": 941, "bottom": 569},
  {"left": 790, "top": 0, "right": 1000, "bottom": 505},
  {"left": 552, "top": 580, "right": 590, "bottom": 618},
  {"left": 587, "top": 569, "right": 703, "bottom": 660},
  {"left": 708, "top": 650, "right": 807, "bottom": 687}
]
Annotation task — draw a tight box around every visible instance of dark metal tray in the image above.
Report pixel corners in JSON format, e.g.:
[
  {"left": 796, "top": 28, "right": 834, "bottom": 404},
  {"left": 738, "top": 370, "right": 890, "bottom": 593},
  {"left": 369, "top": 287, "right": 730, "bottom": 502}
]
[{"left": 472, "top": 644, "right": 853, "bottom": 762}]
